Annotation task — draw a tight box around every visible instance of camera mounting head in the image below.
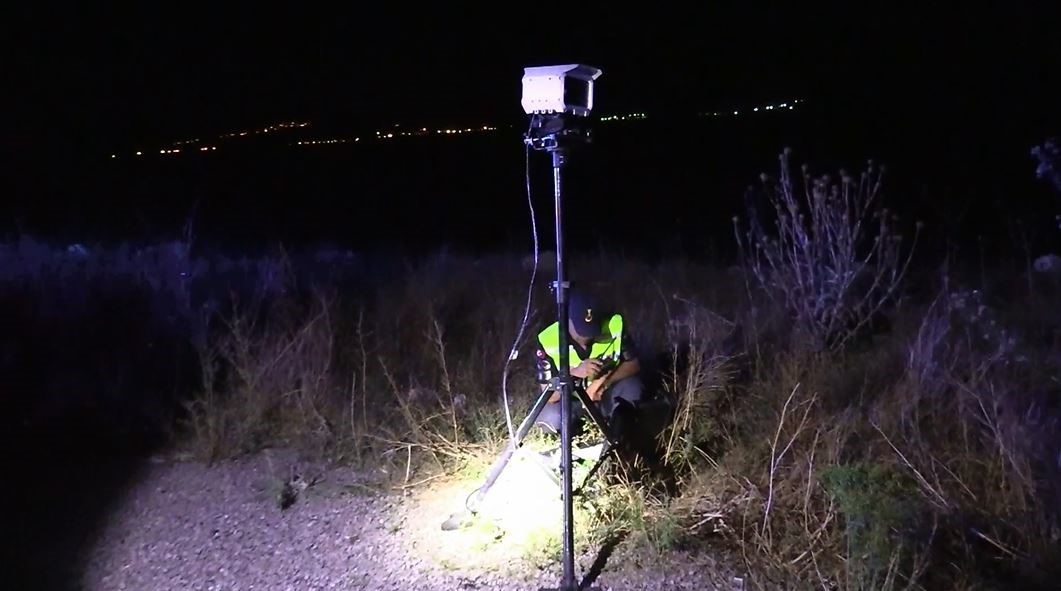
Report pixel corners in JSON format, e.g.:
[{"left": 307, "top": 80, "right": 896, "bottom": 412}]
[
  {"left": 524, "top": 112, "right": 593, "bottom": 152},
  {"left": 521, "top": 64, "right": 603, "bottom": 117},
  {"left": 521, "top": 64, "right": 603, "bottom": 153}
]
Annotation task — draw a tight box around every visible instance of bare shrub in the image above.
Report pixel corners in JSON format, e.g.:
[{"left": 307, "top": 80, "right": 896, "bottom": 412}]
[
  {"left": 657, "top": 295, "right": 740, "bottom": 469},
  {"left": 870, "top": 281, "right": 1061, "bottom": 586},
  {"left": 735, "top": 149, "right": 920, "bottom": 351},
  {"left": 733, "top": 376, "right": 848, "bottom": 589},
  {"left": 671, "top": 349, "right": 949, "bottom": 590},
  {"left": 183, "top": 287, "right": 343, "bottom": 462}
]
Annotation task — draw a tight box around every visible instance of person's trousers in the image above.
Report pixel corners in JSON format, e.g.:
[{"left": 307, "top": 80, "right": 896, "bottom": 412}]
[{"left": 534, "top": 376, "right": 644, "bottom": 435}]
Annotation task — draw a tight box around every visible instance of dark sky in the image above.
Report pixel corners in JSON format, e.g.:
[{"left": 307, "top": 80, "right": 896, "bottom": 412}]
[{"left": 8, "top": 3, "right": 1061, "bottom": 159}]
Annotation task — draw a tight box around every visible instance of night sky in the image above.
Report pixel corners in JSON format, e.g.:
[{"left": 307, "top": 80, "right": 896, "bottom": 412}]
[
  {"left": 10, "top": 4, "right": 1060, "bottom": 160},
  {"left": 5, "top": 3, "right": 1061, "bottom": 256}
]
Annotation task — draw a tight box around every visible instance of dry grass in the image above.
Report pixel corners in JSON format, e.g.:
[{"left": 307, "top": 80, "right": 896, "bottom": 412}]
[
  {"left": 178, "top": 249, "right": 1061, "bottom": 588},
  {"left": 176, "top": 183, "right": 1060, "bottom": 590}
]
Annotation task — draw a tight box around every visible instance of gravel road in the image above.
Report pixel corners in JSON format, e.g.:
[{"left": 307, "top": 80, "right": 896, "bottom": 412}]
[{"left": 83, "top": 448, "right": 736, "bottom": 590}]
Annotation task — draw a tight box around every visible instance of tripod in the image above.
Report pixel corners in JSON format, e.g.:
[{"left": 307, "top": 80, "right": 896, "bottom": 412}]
[{"left": 440, "top": 113, "right": 612, "bottom": 591}]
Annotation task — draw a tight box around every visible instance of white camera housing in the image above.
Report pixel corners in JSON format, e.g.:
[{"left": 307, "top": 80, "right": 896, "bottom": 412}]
[{"left": 521, "top": 64, "right": 603, "bottom": 117}]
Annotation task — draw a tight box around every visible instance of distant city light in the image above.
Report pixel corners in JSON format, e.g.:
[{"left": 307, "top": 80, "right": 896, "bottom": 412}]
[
  {"left": 599, "top": 112, "right": 646, "bottom": 122},
  {"left": 699, "top": 98, "right": 803, "bottom": 119},
  {"left": 142, "top": 118, "right": 509, "bottom": 156},
  {"left": 298, "top": 138, "right": 349, "bottom": 145},
  {"left": 145, "top": 107, "right": 830, "bottom": 157}
]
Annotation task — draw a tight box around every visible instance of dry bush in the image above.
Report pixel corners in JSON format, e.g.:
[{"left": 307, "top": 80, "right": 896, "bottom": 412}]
[
  {"left": 183, "top": 289, "right": 344, "bottom": 463},
  {"left": 181, "top": 252, "right": 547, "bottom": 481},
  {"left": 656, "top": 295, "right": 741, "bottom": 469},
  {"left": 667, "top": 346, "right": 948, "bottom": 590},
  {"left": 735, "top": 149, "right": 920, "bottom": 352},
  {"left": 868, "top": 283, "right": 1061, "bottom": 587},
  {"left": 682, "top": 358, "right": 852, "bottom": 589},
  {"left": 361, "top": 253, "right": 545, "bottom": 474},
  {"left": 668, "top": 278, "right": 1061, "bottom": 590}
]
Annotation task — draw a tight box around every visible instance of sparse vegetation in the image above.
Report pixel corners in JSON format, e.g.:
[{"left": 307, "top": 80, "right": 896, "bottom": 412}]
[
  {"left": 735, "top": 148, "right": 920, "bottom": 352},
  {"left": 7, "top": 149, "right": 1060, "bottom": 590}
]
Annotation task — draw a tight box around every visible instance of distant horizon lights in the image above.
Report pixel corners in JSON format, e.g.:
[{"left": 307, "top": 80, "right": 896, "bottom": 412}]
[
  {"left": 120, "top": 103, "right": 801, "bottom": 159},
  {"left": 702, "top": 98, "right": 804, "bottom": 118}
]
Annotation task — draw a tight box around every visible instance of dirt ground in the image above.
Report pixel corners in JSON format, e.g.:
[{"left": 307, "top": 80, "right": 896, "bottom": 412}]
[{"left": 81, "top": 447, "right": 741, "bottom": 590}]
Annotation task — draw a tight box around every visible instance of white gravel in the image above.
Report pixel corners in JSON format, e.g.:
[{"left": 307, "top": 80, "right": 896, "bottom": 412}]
[{"left": 83, "top": 448, "right": 737, "bottom": 590}]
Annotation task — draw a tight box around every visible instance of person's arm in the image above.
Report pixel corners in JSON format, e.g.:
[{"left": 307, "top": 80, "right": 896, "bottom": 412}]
[
  {"left": 539, "top": 343, "right": 604, "bottom": 403},
  {"left": 538, "top": 340, "right": 594, "bottom": 402},
  {"left": 546, "top": 358, "right": 601, "bottom": 402},
  {"left": 586, "top": 327, "right": 640, "bottom": 401},
  {"left": 586, "top": 357, "right": 639, "bottom": 400}
]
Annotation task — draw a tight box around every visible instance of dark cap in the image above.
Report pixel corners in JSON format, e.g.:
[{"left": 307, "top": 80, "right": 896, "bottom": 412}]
[{"left": 568, "top": 289, "right": 603, "bottom": 339}]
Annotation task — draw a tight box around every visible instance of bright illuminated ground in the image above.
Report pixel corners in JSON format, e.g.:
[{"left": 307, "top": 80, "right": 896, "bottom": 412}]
[
  {"left": 83, "top": 447, "right": 734, "bottom": 590},
  {"left": 414, "top": 448, "right": 570, "bottom": 572}
]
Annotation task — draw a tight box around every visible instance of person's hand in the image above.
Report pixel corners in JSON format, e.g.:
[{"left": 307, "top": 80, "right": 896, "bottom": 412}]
[
  {"left": 570, "top": 358, "right": 603, "bottom": 380},
  {"left": 586, "top": 378, "right": 605, "bottom": 401}
]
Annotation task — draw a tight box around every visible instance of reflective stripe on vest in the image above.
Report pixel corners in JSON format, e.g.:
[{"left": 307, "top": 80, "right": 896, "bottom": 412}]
[{"left": 537, "top": 314, "right": 624, "bottom": 381}]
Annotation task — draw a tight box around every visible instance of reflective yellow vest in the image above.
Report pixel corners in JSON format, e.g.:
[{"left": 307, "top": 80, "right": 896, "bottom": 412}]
[{"left": 537, "top": 313, "right": 624, "bottom": 387}]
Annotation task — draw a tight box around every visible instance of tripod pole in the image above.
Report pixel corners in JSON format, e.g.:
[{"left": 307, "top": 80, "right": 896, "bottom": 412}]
[{"left": 551, "top": 148, "right": 577, "bottom": 591}]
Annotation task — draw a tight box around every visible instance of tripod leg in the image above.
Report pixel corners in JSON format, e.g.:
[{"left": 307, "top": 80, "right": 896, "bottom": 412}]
[
  {"left": 471, "top": 385, "right": 557, "bottom": 510},
  {"left": 568, "top": 388, "right": 630, "bottom": 498},
  {"left": 441, "top": 384, "right": 558, "bottom": 530},
  {"left": 573, "top": 441, "right": 613, "bottom": 497},
  {"left": 572, "top": 388, "right": 619, "bottom": 447}
]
